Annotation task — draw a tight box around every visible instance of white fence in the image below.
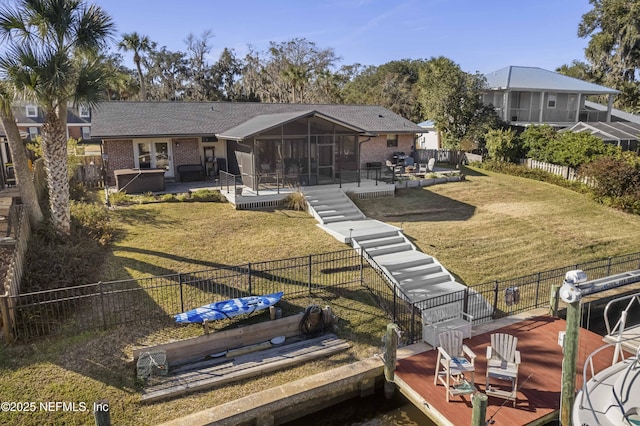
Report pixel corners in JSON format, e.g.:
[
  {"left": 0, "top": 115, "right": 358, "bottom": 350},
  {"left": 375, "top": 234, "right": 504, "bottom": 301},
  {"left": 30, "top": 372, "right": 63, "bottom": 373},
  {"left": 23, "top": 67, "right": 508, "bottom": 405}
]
[{"left": 525, "top": 159, "right": 578, "bottom": 180}]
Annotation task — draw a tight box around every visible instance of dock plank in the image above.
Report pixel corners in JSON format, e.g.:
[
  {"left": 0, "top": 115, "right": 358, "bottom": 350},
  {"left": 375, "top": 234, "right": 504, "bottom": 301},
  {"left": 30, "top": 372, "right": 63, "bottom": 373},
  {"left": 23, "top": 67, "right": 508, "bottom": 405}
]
[{"left": 141, "top": 334, "right": 350, "bottom": 403}]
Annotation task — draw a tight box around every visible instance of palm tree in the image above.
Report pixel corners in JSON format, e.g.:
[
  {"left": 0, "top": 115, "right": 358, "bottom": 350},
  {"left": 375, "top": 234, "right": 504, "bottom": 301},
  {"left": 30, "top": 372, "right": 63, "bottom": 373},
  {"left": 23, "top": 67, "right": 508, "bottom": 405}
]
[
  {"left": 0, "top": 81, "right": 43, "bottom": 224},
  {"left": 0, "top": 0, "right": 115, "bottom": 236},
  {"left": 119, "top": 32, "right": 154, "bottom": 100}
]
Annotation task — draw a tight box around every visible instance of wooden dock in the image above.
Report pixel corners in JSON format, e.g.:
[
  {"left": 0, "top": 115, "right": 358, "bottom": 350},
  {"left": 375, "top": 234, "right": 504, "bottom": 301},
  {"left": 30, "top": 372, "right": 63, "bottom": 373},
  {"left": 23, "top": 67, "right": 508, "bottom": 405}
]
[{"left": 394, "top": 313, "right": 621, "bottom": 426}]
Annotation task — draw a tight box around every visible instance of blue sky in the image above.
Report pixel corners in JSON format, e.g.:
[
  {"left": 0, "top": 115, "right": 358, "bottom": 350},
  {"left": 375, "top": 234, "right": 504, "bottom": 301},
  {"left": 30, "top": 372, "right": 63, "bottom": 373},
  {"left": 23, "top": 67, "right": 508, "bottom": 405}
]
[{"left": 94, "top": 0, "right": 593, "bottom": 75}]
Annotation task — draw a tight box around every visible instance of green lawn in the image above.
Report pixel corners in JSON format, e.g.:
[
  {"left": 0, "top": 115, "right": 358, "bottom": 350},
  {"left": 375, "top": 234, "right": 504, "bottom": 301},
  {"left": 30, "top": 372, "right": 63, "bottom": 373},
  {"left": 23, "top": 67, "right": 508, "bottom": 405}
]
[{"left": 2, "top": 168, "right": 640, "bottom": 425}]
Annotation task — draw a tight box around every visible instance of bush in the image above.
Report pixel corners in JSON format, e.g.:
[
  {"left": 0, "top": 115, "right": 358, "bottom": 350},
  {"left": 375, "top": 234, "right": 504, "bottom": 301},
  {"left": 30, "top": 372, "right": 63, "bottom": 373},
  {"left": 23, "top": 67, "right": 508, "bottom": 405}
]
[
  {"left": 70, "top": 201, "right": 115, "bottom": 246},
  {"left": 187, "top": 189, "right": 222, "bottom": 202},
  {"left": 283, "top": 191, "right": 307, "bottom": 211},
  {"left": 477, "top": 160, "right": 588, "bottom": 192}
]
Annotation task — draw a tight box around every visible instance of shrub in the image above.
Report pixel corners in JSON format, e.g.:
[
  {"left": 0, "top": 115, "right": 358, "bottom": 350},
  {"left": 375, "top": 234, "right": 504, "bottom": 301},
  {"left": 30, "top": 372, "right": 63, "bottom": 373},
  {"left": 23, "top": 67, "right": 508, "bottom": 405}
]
[
  {"left": 187, "top": 189, "right": 222, "bottom": 202},
  {"left": 108, "top": 191, "right": 133, "bottom": 206},
  {"left": 70, "top": 201, "right": 115, "bottom": 246},
  {"left": 283, "top": 191, "right": 307, "bottom": 211}
]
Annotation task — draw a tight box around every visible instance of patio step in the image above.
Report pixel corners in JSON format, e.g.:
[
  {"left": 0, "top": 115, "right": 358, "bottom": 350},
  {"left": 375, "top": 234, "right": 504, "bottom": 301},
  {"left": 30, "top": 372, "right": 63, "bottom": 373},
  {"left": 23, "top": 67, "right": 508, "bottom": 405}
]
[
  {"left": 322, "top": 213, "right": 367, "bottom": 224},
  {"left": 315, "top": 206, "right": 363, "bottom": 217},
  {"left": 391, "top": 263, "right": 443, "bottom": 280},
  {"left": 399, "top": 272, "right": 454, "bottom": 289},
  {"left": 353, "top": 230, "right": 400, "bottom": 242},
  {"left": 367, "top": 243, "right": 413, "bottom": 258},
  {"left": 374, "top": 251, "right": 430, "bottom": 270},
  {"left": 357, "top": 235, "right": 406, "bottom": 249}
]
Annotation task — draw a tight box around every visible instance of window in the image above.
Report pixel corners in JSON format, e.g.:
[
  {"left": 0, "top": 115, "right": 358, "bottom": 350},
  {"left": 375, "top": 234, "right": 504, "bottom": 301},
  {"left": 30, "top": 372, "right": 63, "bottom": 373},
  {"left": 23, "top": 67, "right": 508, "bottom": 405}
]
[
  {"left": 547, "top": 93, "right": 557, "bottom": 109},
  {"left": 386, "top": 134, "right": 398, "bottom": 147},
  {"left": 25, "top": 104, "right": 38, "bottom": 117},
  {"left": 28, "top": 127, "right": 39, "bottom": 140},
  {"left": 81, "top": 126, "right": 91, "bottom": 140},
  {"left": 79, "top": 105, "right": 90, "bottom": 118}
]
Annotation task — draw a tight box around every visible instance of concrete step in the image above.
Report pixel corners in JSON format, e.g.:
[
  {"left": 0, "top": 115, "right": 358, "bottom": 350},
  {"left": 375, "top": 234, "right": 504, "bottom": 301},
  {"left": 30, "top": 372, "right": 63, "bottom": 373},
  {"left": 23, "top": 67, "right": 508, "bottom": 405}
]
[
  {"left": 306, "top": 192, "right": 350, "bottom": 202},
  {"left": 367, "top": 243, "right": 413, "bottom": 257},
  {"left": 310, "top": 200, "right": 355, "bottom": 210},
  {"left": 375, "top": 251, "right": 431, "bottom": 270},
  {"left": 354, "top": 230, "right": 402, "bottom": 243},
  {"left": 399, "top": 272, "right": 454, "bottom": 289},
  {"left": 316, "top": 207, "right": 363, "bottom": 217},
  {"left": 357, "top": 235, "right": 406, "bottom": 249},
  {"left": 391, "top": 263, "right": 442, "bottom": 280},
  {"left": 322, "top": 213, "right": 366, "bottom": 224}
]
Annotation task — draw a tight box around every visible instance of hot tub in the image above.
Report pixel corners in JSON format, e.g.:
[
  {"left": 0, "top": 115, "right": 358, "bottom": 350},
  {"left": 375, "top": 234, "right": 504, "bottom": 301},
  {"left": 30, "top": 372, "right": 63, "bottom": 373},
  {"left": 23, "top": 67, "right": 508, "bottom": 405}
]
[{"left": 114, "top": 169, "right": 165, "bottom": 193}]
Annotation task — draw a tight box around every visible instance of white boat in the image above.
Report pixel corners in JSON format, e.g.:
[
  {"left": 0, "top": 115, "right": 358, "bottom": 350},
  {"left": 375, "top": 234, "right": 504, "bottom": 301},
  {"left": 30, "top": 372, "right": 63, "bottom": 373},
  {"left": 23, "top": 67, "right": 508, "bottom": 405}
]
[
  {"left": 175, "top": 292, "right": 283, "bottom": 324},
  {"left": 573, "top": 292, "right": 640, "bottom": 426}
]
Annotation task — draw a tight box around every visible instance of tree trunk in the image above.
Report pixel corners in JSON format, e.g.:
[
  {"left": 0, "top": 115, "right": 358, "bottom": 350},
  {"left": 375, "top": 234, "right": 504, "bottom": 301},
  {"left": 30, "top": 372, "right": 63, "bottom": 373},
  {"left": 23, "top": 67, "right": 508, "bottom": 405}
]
[
  {"left": 0, "top": 109, "right": 44, "bottom": 224},
  {"left": 41, "top": 110, "right": 71, "bottom": 236},
  {"left": 134, "top": 55, "right": 147, "bottom": 101}
]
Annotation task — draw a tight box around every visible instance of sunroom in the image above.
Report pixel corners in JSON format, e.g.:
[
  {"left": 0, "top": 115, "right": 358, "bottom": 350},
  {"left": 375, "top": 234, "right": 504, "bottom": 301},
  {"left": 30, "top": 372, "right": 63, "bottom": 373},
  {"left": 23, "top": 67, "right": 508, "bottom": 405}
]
[{"left": 218, "top": 111, "right": 366, "bottom": 190}]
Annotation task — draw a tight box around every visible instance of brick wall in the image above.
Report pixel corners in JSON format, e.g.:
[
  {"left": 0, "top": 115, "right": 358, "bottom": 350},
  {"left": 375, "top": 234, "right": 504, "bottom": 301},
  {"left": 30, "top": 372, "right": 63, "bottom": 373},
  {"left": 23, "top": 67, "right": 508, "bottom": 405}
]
[
  {"left": 359, "top": 134, "right": 415, "bottom": 167},
  {"left": 172, "top": 138, "right": 201, "bottom": 172},
  {"left": 104, "top": 139, "right": 134, "bottom": 185}
]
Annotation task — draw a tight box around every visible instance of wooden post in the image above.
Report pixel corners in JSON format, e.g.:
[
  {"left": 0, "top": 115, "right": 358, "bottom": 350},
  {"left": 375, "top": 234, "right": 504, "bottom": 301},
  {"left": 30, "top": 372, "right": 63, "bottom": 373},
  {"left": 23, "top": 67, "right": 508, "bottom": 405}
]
[
  {"left": 471, "top": 392, "right": 488, "bottom": 426},
  {"left": 383, "top": 323, "right": 399, "bottom": 399},
  {"left": 560, "top": 300, "right": 580, "bottom": 426},
  {"left": 549, "top": 284, "right": 560, "bottom": 317},
  {"left": 0, "top": 296, "right": 15, "bottom": 343}
]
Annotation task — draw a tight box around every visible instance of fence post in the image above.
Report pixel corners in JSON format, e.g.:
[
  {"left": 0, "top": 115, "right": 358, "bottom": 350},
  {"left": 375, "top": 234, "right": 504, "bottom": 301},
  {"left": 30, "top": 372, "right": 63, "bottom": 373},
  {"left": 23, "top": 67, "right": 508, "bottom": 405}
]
[
  {"left": 178, "top": 273, "right": 184, "bottom": 314},
  {"left": 247, "top": 263, "right": 252, "bottom": 295},
  {"left": 534, "top": 272, "right": 541, "bottom": 307},
  {"left": 98, "top": 281, "right": 107, "bottom": 331},
  {"left": 308, "top": 255, "right": 312, "bottom": 294},
  {"left": 492, "top": 281, "right": 499, "bottom": 319},
  {"left": 0, "top": 295, "right": 15, "bottom": 343},
  {"left": 607, "top": 257, "right": 612, "bottom": 276}
]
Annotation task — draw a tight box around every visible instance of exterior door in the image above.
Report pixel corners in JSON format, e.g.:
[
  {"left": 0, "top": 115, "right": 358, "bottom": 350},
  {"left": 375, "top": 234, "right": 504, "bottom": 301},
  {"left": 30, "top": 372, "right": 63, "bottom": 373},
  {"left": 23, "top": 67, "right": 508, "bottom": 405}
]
[
  {"left": 317, "top": 143, "right": 334, "bottom": 184},
  {"left": 135, "top": 141, "right": 174, "bottom": 178}
]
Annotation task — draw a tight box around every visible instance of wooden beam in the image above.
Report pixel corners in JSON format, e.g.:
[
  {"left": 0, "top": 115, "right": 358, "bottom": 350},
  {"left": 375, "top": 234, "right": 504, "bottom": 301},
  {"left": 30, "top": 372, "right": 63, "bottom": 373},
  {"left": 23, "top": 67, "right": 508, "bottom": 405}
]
[{"left": 132, "top": 313, "right": 304, "bottom": 363}]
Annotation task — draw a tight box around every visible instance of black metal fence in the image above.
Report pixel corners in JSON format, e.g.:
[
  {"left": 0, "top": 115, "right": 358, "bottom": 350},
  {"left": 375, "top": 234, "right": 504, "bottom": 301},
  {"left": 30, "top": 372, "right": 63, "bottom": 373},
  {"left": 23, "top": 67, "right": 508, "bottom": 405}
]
[
  {"left": 4, "top": 247, "right": 640, "bottom": 343},
  {"left": 6, "top": 250, "right": 362, "bottom": 341}
]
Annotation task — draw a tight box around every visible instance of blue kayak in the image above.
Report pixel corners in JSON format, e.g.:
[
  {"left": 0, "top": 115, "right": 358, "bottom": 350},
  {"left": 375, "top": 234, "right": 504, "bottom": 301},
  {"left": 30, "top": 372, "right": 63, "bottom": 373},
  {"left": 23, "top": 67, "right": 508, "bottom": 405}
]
[{"left": 174, "top": 292, "right": 283, "bottom": 324}]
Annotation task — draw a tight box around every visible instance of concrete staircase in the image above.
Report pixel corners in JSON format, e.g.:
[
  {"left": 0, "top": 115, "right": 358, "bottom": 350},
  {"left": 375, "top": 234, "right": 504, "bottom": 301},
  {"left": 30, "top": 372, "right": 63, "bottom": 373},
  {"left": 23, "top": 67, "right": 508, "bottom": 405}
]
[
  {"left": 304, "top": 189, "right": 366, "bottom": 224},
  {"left": 304, "top": 187, "right": 470, "bottom": 304}
]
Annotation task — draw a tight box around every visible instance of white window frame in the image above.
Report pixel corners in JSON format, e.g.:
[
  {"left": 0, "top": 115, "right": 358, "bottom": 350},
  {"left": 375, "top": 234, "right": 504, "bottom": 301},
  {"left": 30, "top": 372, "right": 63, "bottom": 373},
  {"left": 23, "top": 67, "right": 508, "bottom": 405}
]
[
  {"left": 25, "top": 104, "right": 38, "bottom": 117},
  {"left": 28, "top": 127, "right": 39, "bottom": 140},
  {"left": 81, "top": 126, "right": 91, "bottom": 140},
  {"left": 79, "top": 105, "right": 90, "bottom": 118},
  {"left": 547, "top": 93, "right": 557, "bottom": 109}
]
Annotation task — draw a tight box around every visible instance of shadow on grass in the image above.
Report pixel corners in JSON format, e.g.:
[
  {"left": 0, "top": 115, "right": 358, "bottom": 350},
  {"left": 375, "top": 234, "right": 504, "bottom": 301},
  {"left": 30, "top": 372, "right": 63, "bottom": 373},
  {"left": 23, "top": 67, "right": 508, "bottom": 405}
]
[{"left": 374, "top": 189, "right": 476, "bottom": 223}]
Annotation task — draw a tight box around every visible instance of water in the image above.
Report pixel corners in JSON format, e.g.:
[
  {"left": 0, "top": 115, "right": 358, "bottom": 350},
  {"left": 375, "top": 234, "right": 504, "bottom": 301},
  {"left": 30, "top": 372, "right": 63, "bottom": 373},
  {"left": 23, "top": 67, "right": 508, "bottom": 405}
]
[{"left": 282, "top": 388, "right": 436, "bottom": 426}]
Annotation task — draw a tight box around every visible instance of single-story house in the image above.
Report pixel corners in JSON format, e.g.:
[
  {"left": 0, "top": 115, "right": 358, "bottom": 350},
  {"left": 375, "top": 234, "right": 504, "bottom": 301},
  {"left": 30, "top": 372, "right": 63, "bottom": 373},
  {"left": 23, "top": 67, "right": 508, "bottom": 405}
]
[
  {"left": 482, "top": 66, "right": 620, "bottom": 126},
  {"left": 91, "top": 102, "right": 425, "bottom": 188}
]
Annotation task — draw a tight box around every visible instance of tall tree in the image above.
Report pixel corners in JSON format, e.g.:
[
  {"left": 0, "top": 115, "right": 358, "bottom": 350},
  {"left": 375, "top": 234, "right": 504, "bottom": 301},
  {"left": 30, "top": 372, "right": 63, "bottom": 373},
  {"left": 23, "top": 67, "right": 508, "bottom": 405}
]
[
  {"left": 184, "top": 30, "right": 215, "bottom": 101},
  {"left": 342, "top": 60, "right": 423, "bottom": 122},
  {"left": 211, "top": 48, "right": 244, "bottom": 101},
  {"left": 0, "top": 0, "right": 115, "bottom": 235},
  {"left": 0, "top": 81, "right": 43, "bottom": 224},
  {"left": 578, "top": 0, "right": 640, "bottom": 110},
  {"left": 418, "top": 56, "right": 498, "bottom": 148},
  {"left": 143, "top": 46, "right": 188, "bottom": 101},
  {"left": 241, "top": 38, "right": 338, "bottom": 103},
  {"left": 119, "top": 32, "right": 154, "bottom": 100}
]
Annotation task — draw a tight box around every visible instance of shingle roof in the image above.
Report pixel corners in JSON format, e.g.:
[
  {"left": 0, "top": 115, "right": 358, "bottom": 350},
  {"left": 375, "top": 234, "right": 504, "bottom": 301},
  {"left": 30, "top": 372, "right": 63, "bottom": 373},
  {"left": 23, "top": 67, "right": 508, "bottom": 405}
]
[
  {"left": 91, "top": 102, "right": 423, "bottom": 139},
  {"left": 484, "top": 66, "right": 619, "bottom": 94}
]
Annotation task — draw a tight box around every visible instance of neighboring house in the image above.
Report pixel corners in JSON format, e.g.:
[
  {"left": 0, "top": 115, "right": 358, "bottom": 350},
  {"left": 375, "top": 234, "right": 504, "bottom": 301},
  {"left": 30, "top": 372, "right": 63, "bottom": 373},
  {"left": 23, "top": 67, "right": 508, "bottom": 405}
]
[
  {"left": 11, "top": 102, "right": 92, "bottom": 143},
  {"left": 91, "top": 102, "right": 424, "bottom": 186},
  {"left": 482, "top": 66, "right": 620, "bottom": 126},
  {"left": 416, "top": 120, "right": 440, "bottom": 149}
]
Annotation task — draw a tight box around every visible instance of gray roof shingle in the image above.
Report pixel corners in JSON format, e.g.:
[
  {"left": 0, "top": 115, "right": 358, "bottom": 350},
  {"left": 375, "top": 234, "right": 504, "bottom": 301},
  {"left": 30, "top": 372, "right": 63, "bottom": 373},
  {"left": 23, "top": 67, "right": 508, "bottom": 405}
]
[{"left": 91, "top": 102, "right": 423, "bottom": 139}]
